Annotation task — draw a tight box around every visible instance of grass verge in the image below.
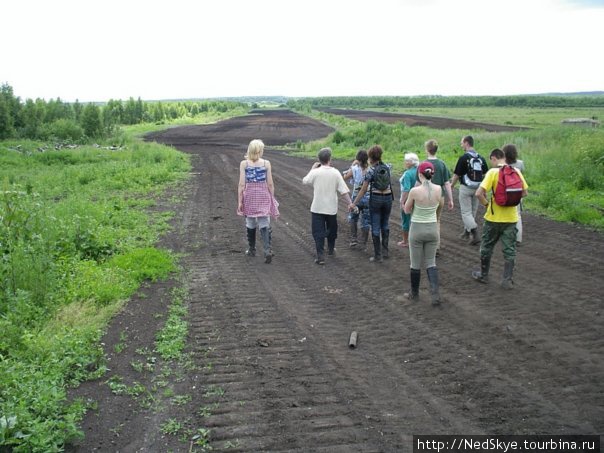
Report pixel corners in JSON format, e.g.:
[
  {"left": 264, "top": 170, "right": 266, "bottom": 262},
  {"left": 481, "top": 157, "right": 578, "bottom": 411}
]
[{"left": 0, "top": 110, "right": 239, "bottom": 451}]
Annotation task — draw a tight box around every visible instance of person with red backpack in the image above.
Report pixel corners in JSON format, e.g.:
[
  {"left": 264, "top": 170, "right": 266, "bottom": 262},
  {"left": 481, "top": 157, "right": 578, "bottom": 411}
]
[{"left": 472, "top": 145, "right": 528, "bottom": 289}]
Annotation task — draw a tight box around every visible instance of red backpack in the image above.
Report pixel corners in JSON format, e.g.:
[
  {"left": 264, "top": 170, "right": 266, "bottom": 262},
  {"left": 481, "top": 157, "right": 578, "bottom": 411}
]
[{"left": 493, "top": 165, "right": 523, "bottom": 207}]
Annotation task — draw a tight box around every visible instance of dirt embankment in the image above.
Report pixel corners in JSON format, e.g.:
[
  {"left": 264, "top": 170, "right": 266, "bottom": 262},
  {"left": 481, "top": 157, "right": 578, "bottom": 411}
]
[
  {"left": 318, "top": 108, "right": 529, "bottom": 132},
  {"left": 70, "top": 109, "right": 602, "bottom": 452}
]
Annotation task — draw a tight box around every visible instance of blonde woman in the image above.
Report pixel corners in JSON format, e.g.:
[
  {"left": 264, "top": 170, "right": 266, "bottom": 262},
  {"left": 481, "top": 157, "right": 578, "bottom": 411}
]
[
  {"left": 237, "top": 139, "right": 279, "bottom": 263},
  {"left": 404, "top": 161, "right": 443, "bottom": 305}
]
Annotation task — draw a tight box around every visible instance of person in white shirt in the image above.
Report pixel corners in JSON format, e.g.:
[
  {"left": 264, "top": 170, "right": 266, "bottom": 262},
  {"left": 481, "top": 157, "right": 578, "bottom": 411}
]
[{"left": 303, "top": 148, "right": 353, "bottom": 265}]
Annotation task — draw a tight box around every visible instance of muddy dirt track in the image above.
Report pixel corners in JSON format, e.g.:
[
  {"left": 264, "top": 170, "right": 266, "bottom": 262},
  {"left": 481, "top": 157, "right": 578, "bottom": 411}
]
[
  {"left": 70, "top": 110, "right": 603, "bottom": 452},
  {"left": 318, "top": 108, "right": 528, "bottom": 132}
]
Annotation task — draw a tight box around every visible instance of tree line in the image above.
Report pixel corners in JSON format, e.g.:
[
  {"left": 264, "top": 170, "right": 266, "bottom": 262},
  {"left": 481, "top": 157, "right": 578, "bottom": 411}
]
[
  {"left": 287, "top": 94, "right": 604, "bottom": 111},
  {"left": 0, "top": 83, "right": 246, "bottom": 141}
]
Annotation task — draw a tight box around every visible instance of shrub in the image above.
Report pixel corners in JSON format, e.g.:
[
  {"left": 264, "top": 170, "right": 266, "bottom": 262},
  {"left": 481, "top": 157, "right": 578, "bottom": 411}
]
[
  {"left": 39, "top": 119, "right": 84, "bottom": 142},
  {"left": 332, "top": 131, "right": 345, "bottom": 144}
]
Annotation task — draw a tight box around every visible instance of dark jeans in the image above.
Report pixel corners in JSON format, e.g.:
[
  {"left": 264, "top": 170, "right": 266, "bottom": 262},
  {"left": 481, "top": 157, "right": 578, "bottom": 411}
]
[
  {"left": 311, "top": 212, "right": 338, "bottom": 257},
  {"left": 348, "top": 190, "right": 370, "bottom": 230},
  {"left": 369, "top": 194, "right": 393, "bottom": 238}
]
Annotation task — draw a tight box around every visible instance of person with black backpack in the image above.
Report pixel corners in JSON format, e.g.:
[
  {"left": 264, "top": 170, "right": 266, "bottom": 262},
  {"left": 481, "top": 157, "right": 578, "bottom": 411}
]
[
  {"left": 350, "top": 145, "right": 393, "bottom": 263},
  {"left": 450, "top": 135, "right": 488, "bottom": 245}
]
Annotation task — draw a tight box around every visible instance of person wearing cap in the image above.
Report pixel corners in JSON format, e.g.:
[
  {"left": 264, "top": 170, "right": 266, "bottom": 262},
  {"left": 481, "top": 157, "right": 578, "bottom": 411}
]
[
  {"left": 398, "top": 152, "right": 419, "bottom": 248},
  {"left": 403, "top": 161, "right": 444, "bottom": 305},
  {"left": 420, "top": 139, "right": 454, "bottom": 255}
]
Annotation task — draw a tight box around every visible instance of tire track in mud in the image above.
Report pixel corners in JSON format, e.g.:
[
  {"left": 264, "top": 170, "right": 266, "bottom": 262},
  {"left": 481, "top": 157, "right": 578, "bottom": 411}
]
[
  {"left": 75, "top": 110, "right": 601, "bottom": 452},
  {"left": 266, "top": 155, "right": 600, "bottom": 435},
  {"left": 177, "top": 131, "right": 603, "bottom": 452},
  {"left": 69, "top": 112, "right": 604, "bottom": 452},
  {"left": 180, "top": 149, "right": 388, "bottom": 451}
]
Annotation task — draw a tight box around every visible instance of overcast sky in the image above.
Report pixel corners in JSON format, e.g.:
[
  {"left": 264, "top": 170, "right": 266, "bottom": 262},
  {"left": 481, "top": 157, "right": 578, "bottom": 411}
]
[{"left": 2, "top": 0, "right": 603, "bottom": 102}]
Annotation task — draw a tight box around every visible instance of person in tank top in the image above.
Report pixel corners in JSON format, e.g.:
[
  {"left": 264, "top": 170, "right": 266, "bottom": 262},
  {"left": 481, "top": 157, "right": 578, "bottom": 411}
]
[
  {"left": 403, "top": 161, "right": 443, "bottom": 305},
  {"left": 237, "top": 139, "right": 279, "bottom": 263}
]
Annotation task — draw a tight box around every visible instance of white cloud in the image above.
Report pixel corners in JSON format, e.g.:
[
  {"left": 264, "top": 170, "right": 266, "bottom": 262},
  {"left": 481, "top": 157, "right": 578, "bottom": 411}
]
[{"left": 1, "top": 0, "right": 602, "bottom": 101}]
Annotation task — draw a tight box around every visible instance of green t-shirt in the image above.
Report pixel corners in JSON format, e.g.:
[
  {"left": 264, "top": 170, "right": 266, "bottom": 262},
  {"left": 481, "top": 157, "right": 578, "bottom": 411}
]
[{"left": 416, "top": 158, "right": 451, "bottom": 187}]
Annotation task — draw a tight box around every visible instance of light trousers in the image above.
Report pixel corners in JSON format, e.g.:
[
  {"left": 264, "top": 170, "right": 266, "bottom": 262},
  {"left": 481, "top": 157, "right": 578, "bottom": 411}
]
[
  {"left": 409, "top": 222, "right": 439, "bottom": 269},
  {"left": 459, "top": 184, "right": 479, "bottom": 232}
]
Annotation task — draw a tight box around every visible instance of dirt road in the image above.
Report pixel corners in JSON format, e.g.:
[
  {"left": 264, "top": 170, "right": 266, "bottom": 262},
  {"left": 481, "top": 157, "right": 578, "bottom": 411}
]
[
  {"left": 71, "top": 110, "right": 603, "bottom": 452},
  {"left": 317, "top": 108, "right": 528, "bottom": 132}
]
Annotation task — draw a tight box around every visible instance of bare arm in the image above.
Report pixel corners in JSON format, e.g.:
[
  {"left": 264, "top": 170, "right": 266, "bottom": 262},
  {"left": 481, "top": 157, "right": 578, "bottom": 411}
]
[
  {"left": 400, "top": 191, "right": 410, "bottom": 210},
  {"left": 238, "top": 161, "right": 246, "bottom": 210},
  {"left": 265, "top": 160, "right": 275, "bottom": 196},
  {"left": 475, "top": 186, "right": 488, "bottom": 207},
  {"left": 351, "top": 181, "right": 369, "bottom": 207},
  {"left": 450, "top": 173, "right": 460, "bottom": 188},
  {"left": 404, "top": 189, "right": 415, "bottom": 214},
  {"left": 444, "top": 181, "right": 454, "bottom": 210},
  {"left": 341, "top": 191, "right": 353, "bottom": 206}
]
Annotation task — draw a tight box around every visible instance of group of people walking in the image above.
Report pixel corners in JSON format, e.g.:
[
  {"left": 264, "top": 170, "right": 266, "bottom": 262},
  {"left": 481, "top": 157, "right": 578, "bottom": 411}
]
[{"left": 237, "top": 136, "right": 528, "bottom": 306}]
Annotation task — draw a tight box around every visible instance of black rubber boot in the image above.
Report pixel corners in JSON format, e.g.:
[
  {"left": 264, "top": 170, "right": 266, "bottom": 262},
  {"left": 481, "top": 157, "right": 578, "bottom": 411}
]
[
  {"left": 360, "top": 229, "right": 369, "bottom": 250},
  {"left": 245, "top": 228, "right": 256, "bottom": 256},
  {"left": 381, "top": 230, "right": 389, "bottom": 259},
  {"left": 468, "top": 228, "right": 480, "bottom": 245},
  {"left": 405, "top": 268, "right": 421, "bottom": 300},
  {"left": 370, "top": 235, "right": 382, "bottom": 262},
  {"left": 349, "top": 223, "right": 358, "bottom": 247},
  {"left": 426, "top": 266, "right": 441, "bottom": 306},
  {"left": 501, "top": 260, "right": 515, "bottom": 290},
  {"left": 260, "top": 227, "right": 272, "bottom": 264},
  {"left": 472, "top": 256, "right": 491, "bottom": 283}
]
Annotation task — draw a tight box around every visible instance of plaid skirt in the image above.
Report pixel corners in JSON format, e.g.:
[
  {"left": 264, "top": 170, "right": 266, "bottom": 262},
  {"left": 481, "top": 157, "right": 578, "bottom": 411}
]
[{"left": 238, "top": 182, "right": 280, "bottom": 218}]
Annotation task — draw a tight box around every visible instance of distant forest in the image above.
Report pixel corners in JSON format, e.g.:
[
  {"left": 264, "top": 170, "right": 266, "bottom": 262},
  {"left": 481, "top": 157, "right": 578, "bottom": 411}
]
[
  {"left": 0, "top": 83, "right": 246, "bottom": 141},
  {"left": 286, "top": 94, "right": 604, "bottom": 110},
  {"left": 3, "top": 82, "right": 604, "bottom": 141}
]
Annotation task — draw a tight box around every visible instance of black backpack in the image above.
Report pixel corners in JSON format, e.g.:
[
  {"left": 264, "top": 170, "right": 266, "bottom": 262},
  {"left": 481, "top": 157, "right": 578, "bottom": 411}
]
[
  {"left": 463, "top": 154, "right": 484, "bottom": 188},
  {"left": 372, "top": 163, "right": 391, "bottom": 191}
]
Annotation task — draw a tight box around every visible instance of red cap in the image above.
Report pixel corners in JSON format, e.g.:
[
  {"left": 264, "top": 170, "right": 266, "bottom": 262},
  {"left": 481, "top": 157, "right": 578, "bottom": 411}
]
[{"left": 418, "top": 161, "right": 435, "bottom": 176}]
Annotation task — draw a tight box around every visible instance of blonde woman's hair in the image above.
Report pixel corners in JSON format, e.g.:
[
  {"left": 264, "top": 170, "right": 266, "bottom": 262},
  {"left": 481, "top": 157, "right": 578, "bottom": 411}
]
[
  {"left": 247, "top": 139, "right": 265, "bottom": 162},
  {"left": 404, "top": 152, "right": 419, "bottom": 166}
]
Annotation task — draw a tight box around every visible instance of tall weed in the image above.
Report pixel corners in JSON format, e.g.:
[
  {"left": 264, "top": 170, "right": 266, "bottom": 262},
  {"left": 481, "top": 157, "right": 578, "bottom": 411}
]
[{"left": 0, "top": 132, "right": 190, "bottom": 451}]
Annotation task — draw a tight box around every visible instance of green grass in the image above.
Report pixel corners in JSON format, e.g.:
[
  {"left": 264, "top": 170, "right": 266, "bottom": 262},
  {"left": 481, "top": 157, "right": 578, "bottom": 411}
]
[
  {"left": 155, "top": 286, "right": 189, "bottom": 361},
  {"left": 0, "top": 109, "right": 243, "bottom": 451},
  {"left": 376, "top": 106, "right": 604, "bottom": 128},
  {"left": 290, "top": 108, "right": 604, "bottom": 230}
]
